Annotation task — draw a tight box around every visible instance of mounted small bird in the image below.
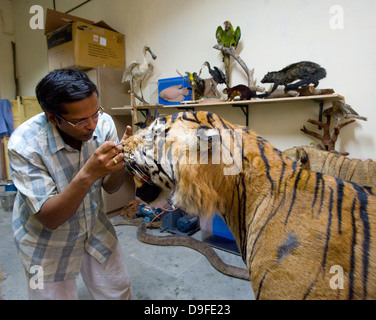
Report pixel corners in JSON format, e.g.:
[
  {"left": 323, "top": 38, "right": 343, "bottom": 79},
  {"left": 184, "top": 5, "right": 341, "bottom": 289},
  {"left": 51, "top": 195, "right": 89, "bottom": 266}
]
[
  {"left": 192, "top": 72, "right": 205, "bottom": 96},
  {"left": 200, "top": 61, "right": 227, "bottom": 86},
  {"left": 122, "top": 46, "right": 157, "bottom": 104},
  {"left": 184, "top": 71, "right": 205, "bottom": 98},
  {"left": 323, "top": 101, "right": 367, "bottom": 124}
]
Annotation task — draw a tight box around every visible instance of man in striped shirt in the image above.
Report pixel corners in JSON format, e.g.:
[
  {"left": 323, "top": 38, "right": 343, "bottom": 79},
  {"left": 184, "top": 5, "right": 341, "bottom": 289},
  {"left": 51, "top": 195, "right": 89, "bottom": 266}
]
[{"left": 8, "top": 69, "right": 132, "bottom": 299}]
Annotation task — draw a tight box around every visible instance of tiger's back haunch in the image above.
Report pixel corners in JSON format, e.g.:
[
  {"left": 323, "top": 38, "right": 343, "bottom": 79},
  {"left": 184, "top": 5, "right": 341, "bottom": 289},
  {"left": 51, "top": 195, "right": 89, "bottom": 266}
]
[{"left": 122, "top": 111, "right": 376, "bottom": 300}]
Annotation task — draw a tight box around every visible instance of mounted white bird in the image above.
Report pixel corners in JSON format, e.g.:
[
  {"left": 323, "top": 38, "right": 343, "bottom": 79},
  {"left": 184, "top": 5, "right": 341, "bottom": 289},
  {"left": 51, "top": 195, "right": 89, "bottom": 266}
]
[{"left": 122, "top": 45, "right": 157, "bottom": 103}]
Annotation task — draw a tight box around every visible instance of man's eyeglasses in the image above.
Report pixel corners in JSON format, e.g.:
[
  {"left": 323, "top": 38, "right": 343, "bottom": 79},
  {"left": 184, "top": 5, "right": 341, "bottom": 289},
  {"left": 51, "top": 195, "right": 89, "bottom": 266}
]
[{"left": 54, "top": 106, "right": 104, "bottom": 129}]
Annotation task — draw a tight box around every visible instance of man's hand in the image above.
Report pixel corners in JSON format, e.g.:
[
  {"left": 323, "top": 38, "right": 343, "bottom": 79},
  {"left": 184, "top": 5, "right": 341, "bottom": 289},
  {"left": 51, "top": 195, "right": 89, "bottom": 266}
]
[
  {"left": 101, "top": 125, "right": 132, "bottom": 194},
  {"left": 82, "top": 141, "right": 125, "bottom": 184},
  {"left": 36, "top": 126, "right": 133, "bottom": 230}
]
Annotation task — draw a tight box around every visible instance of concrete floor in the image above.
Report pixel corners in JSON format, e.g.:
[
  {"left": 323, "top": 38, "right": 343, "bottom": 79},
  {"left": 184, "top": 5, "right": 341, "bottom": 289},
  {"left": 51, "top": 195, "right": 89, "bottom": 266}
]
[{"left": 0, "top": 205, "right": 254, "bottom": 300}]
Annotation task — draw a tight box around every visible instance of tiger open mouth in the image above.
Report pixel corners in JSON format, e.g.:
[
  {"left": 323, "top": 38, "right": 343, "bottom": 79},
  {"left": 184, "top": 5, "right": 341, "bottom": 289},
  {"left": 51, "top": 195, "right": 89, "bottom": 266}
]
[{"left": 125, "top": 161, "right": 162, "bottom": 204}]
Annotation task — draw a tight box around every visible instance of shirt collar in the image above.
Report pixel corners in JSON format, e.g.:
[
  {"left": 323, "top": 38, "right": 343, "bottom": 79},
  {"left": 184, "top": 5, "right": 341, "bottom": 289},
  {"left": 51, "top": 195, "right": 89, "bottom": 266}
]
[
  {"left": 47, "top": 121, "right": 65, "bottom": 154},
  {"left": 47, "top": 120, "right": 99, "bottom": 154}
]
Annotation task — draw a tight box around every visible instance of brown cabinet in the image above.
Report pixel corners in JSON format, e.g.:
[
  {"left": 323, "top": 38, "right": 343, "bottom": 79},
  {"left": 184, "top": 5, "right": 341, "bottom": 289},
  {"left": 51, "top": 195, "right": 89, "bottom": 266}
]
[{"left": 86, "top": 68, "right": 135, "bottom": 214}]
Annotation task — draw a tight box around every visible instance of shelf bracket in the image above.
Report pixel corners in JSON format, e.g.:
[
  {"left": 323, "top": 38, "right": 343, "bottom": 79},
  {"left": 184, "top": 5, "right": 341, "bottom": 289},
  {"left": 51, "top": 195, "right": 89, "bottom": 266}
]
[
  {"left": 313, "top": 99, "right": 324, "bottom": 130},
  {"left": 176, "top": 106, "right": 195, "bottom": 112},
  {"left": 136, "top": 106, "right": 195, "bottom": 122},
  {"left": 232, "top": 104, "right": 249, "bottom": 127},
  {"left": 137, "top": 108, "right": 148, "bottom": 119}
]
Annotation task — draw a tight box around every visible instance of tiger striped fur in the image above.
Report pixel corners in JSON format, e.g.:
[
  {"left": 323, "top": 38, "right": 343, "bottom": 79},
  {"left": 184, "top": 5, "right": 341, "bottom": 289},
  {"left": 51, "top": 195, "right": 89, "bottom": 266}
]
[
  {"left": 283, "top": 146, "right": 376, "bottom": 188},
  {"left": 122, "top": 111, "right": 376, "bottom": 300}
]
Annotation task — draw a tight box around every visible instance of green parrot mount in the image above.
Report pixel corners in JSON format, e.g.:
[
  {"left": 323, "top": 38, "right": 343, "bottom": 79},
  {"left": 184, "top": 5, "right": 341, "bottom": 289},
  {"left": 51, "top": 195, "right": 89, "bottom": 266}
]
[{"left": 215, "top": 21, "right": 241, "bottom": 84}]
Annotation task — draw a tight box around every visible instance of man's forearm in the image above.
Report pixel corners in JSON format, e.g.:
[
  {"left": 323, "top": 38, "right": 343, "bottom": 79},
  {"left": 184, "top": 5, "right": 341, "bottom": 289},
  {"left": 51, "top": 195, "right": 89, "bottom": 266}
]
[
  {"left": 35, "top": 141, "right": 125, "bottom": 230},
  {"left": 102, "top": 168, "right": 126, "bottom": 194},
  {"left": 35, "top": 169, "right": 97, "bottom": 230}
]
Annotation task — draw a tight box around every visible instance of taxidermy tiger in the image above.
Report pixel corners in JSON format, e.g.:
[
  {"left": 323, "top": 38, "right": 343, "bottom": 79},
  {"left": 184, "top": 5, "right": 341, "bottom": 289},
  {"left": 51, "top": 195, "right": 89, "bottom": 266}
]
[
  {"left": 283, "top": 146, "right": 376, "bottom": 189},
  {"left": 261, "top": 61, "right": 327, "bottom": 94},
  {"left": 122, "top": 111, "right": 376, "bottom": 300}
]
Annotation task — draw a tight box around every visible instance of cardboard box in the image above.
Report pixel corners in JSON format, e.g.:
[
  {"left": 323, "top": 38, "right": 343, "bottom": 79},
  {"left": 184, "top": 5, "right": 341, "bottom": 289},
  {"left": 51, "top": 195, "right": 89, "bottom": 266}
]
[{"left": 45, "top": 9, "right": 125, "bottom": 71}]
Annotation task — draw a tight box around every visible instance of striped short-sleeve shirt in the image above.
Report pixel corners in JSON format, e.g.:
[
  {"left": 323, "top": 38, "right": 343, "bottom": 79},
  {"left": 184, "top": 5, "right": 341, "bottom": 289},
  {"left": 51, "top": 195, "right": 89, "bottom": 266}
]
[{"left": 7, "top": 112, "right": 120, "bottom": 282}]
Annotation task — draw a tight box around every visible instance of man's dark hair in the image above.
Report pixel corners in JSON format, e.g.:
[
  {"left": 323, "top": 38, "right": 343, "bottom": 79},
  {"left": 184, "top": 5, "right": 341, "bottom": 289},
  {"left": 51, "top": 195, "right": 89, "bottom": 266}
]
[{"left": 36, "top": 68, "right": 99, "bottom": 114}]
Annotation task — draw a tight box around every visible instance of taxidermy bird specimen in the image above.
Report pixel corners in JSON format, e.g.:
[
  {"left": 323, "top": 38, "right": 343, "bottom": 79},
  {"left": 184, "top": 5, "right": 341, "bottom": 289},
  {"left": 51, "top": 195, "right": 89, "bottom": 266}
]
[
  {"left": 178, "top": 69, "right": 225, "bottom": 100},
  {"left": 134, "top": 107, "right": 159, "bottom": 129},
  {"left": 200, "top": 61, "right": 227, "bottom": 86},
  {"left": 323, "top": 101, "right": 367, "bottom": 124},
  {"left": 183, "top": 71, "right": 205, "bottom": 98},
  {"left": 192, "top": 72, "right": 205, "bottom": 96},
  {"left": 301, "top": 101, "right": 366, "bottom": 154},
  {"left": 216, "top": 20, "right": 241, "bottom": 83},
  {"left": 184, "top": 72, "right": 195, "bottom": 86},
  {"left": 122, "top": 46, "right": 157, "bottom": 104},
  {"left": 261, "top": 61, "right": 327, "bottom": 95}
]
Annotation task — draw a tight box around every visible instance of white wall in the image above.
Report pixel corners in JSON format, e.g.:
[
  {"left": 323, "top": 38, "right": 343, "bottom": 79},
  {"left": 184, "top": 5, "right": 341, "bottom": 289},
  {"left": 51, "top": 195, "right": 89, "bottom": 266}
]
[
  {"left": 4, "top": 0, "right": 376, "bottom": 159},
  {"left": 10, "top": 0, "right": 50, "bottom": 97}
]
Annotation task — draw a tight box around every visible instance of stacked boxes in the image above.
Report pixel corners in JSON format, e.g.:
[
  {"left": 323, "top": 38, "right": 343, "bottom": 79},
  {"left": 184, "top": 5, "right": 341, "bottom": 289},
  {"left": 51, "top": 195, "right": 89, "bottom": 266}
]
[{"left": 45, "top": 9, "right": 125, "bottom": 71}]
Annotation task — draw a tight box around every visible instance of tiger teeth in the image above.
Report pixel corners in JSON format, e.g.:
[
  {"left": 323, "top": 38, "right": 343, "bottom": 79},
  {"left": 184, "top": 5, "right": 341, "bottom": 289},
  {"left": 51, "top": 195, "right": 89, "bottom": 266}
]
[{"left": 133, "top": 176, "right": 143, "bottom": 188}]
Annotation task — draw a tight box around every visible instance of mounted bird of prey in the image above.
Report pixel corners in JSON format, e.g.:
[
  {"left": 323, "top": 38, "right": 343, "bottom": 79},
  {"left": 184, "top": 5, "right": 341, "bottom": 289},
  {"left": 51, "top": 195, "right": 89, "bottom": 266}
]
[
  {"left": 215, "top": 21, "right": 241, "bottom": 81},
  {"left": 122, "top": 46, "right": 157, "bottom": 103},
  {"left": 323, "top": 101, "right": 367, "bottom": 124}
]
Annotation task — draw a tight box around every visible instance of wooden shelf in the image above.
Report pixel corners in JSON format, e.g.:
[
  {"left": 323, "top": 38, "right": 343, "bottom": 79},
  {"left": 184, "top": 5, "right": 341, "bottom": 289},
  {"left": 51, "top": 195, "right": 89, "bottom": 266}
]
[
  {"left": 162, "top": 93, "right": 344, "bottom": 108},
  {"left": 109, "top": 105, "right": 133, "bottom": 115},
  {"left": 168, "top": 93, "right": 344, "bottom": 127},
  {"left": 111, "top": 93, "right": 345, "bottom": 127},
  {"left": 112, "top": 94, "right": 343, "bottom": 112}
]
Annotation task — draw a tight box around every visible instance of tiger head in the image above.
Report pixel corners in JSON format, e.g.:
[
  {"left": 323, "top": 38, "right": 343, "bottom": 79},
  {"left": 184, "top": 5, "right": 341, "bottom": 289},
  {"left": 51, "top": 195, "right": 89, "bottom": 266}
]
[{"left": 122, "top": 111, "right": 244, "bottom": 216}]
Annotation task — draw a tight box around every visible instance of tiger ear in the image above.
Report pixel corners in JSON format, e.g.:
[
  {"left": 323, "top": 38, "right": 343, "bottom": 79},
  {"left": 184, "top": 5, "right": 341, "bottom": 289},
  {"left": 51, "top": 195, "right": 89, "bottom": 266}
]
[
  {"left": 153, "top": 107, "right": 160, "bottom": 119},
  {"left": 300, "top": 149, "right": 309, "bottom": 164}
]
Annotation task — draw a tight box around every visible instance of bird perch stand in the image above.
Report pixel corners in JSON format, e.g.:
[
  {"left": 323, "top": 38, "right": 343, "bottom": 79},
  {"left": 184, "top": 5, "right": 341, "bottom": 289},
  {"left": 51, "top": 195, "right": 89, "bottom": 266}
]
[
  {"left": 213, "top": 44, "right": 263, "bottom": 93},
  {"left": 301, "top": 114, "right": 354, "bottom": 155},
  {"left": 130, "top": 93, "right": 138, "bottom": 125},
  {"left": 130, "top": 93, "right": 162, "bottom": 128}
]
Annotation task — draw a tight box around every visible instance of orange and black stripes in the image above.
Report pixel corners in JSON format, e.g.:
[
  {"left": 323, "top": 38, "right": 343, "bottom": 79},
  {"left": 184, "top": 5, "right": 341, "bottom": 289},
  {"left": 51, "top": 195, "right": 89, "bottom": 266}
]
[
  {"left": 124, "top": 110, "right": 376, "bottom": 299},
  {"left": 349, "top": 197, "right": 357, "bottom": 300},
  {"left": 236, "top": 138, "right": 374, "bottom": 299},
  {"left": 352, "top": 183, "right": 371, "bottom": 299}
]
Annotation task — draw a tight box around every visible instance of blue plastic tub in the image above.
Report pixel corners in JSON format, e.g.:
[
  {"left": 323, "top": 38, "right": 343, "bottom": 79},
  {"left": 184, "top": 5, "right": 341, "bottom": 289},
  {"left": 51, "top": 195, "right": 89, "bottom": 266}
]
[
  {"left": 5, "top": 184, "right": 17, "bottom": 192},
  {"left": 0, "top": 180, "right": 17, "bottom": 192},
  {"left": 212, "top": 214, "right": 235, "bottom": 241},
  {"left": 158, "top": 76, "right": 191, "bottom": 105}
]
